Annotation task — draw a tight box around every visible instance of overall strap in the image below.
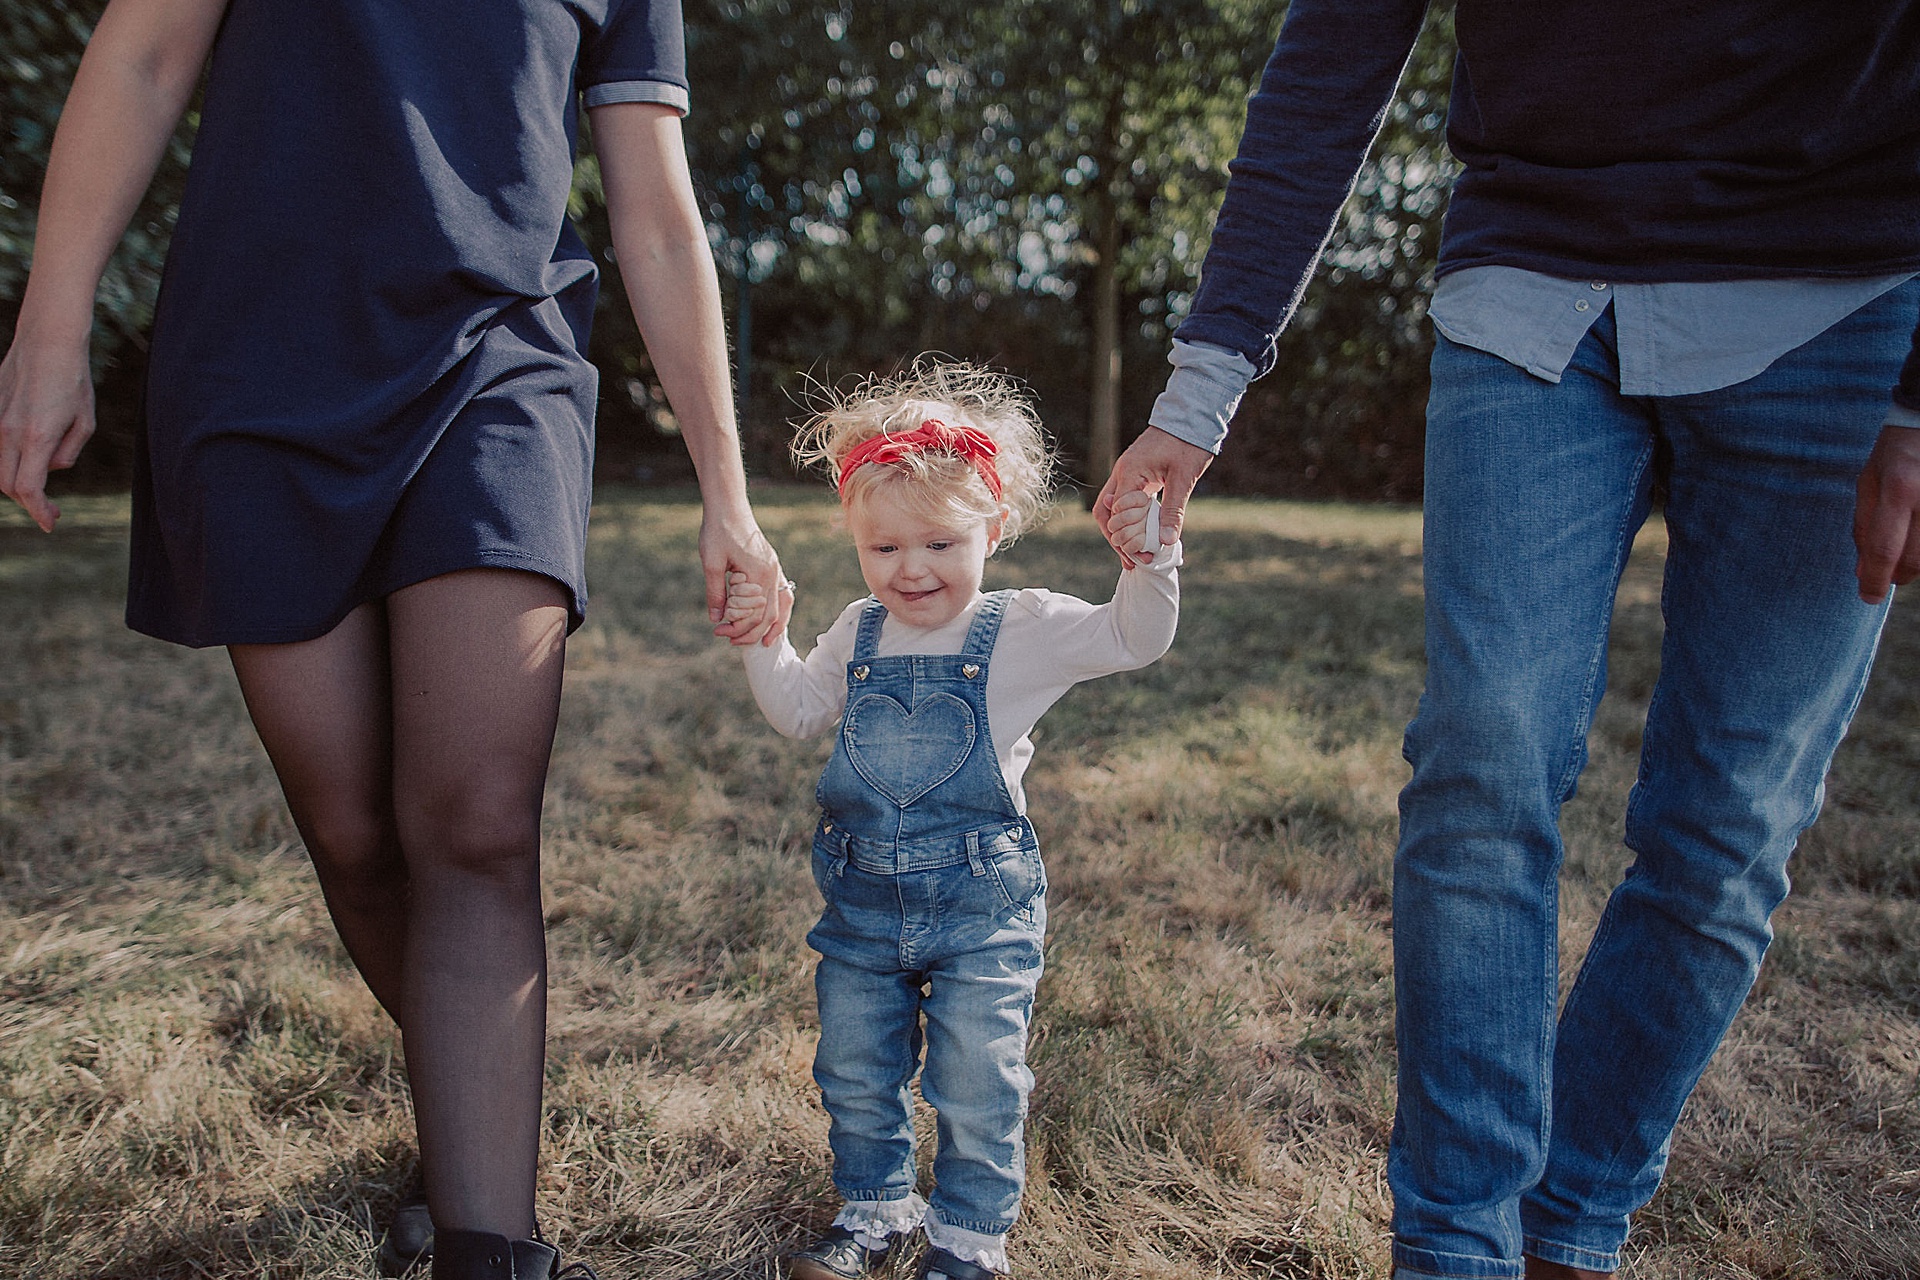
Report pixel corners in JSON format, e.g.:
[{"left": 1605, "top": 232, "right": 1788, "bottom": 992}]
[
  {"left": 960, "top": 589, "right": 1015, "bottom": 658},
  {"left": 852, "top": 598, "right": 889, "bottom": 660}
]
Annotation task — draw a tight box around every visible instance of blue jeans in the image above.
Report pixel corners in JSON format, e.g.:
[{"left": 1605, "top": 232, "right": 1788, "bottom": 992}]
[
  {"left": 807, "top": 822, "right": 1048, "bottom": 1236},
  {"left": 1389, "top": 287, "right": 1914, "bottom": 1279}
]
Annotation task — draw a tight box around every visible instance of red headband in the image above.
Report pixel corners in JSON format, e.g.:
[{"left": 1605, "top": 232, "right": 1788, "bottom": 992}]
[{"left": 836, "top": 419, "right": 1003, "bottom": 501}]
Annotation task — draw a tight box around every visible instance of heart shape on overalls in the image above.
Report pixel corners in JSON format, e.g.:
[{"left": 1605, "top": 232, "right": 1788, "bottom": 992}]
[{"left": 844, "top": 692, "right": 978, "bottom": 806}]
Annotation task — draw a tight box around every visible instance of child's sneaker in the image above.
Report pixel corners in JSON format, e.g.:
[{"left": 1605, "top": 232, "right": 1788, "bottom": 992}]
[
  {"left": 789, "top": 1226, "right": 892, "bottom": 1280},
  {"left": 916, "top": 1248, "right": 999, "bottom": 1280}
]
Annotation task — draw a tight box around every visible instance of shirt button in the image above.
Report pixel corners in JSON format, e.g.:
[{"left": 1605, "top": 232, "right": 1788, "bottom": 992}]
[
  {"left": 1575, "top": 299, "right": 1591, "bottom": 312},
  {"left": 1591, "top": 281, "right": 1608, "bottom": 291}
]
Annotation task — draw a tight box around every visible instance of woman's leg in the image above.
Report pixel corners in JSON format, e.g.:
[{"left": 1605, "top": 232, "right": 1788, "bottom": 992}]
[
  {"left": 386, "top": 568, "right": 569, "bottom": 1239},
  {"left": 230, "top": 602, "right": 410, "bottom": 1019}
]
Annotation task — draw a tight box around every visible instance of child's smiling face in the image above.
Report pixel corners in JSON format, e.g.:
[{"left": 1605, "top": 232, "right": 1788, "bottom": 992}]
[{"left": 847, "top": 483, "right": 1000, "bottom": 629}]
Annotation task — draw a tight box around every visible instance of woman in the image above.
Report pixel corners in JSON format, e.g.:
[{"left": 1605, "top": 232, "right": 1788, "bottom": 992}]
[{"left": 0, "top": 2, "right": 787, "bottom": 1276}]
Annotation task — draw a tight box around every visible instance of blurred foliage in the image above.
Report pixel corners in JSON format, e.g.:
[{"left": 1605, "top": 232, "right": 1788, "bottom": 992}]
[{"left": 1, "top": 0, "right": 1457, "bottom": 499}]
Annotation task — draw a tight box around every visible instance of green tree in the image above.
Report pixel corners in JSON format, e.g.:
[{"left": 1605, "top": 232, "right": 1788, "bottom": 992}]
[
  {"left": 665, "top": 0, "right": 1273, "bottom": 483},
  {"left": 978, "top": 0, "right": 1267, "bottom": 483}
]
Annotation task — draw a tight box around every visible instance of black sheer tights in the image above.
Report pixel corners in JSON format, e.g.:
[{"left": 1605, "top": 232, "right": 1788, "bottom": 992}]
[{"left": 231, "top": 568, "right": 570, "bottom": 1239}]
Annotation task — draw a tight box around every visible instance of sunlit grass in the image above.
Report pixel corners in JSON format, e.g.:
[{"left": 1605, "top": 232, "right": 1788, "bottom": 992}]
[{"left": 1, "top": 488, "right": 1915, "bottom": 1278}]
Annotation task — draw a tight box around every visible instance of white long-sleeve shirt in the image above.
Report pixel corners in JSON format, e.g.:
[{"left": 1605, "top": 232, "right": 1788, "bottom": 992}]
[{"left": 742, "top": 546, "right": 1182, "bottom": 813}]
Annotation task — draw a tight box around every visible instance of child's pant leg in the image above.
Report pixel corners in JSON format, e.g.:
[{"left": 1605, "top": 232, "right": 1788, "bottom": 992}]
[
  {"left": 917, "top": 908, "right": 1047, "bottom": 1236},
  {"left": 813, "top": 954, "right": 925, "bottom": 1203}
]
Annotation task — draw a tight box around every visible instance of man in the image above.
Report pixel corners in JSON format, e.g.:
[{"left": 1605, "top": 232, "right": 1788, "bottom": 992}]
[{"left": 1095, "top": 4, "right": 1920, "bottom": 1278}]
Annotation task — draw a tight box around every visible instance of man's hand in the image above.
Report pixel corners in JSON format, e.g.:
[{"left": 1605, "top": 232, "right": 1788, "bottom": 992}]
[
  {"left": 1854, "top": 422, "right": 1920, "bottom": 605},
  {"left": 1093, "top": 426, "right": 1214, "bottom": 566}
]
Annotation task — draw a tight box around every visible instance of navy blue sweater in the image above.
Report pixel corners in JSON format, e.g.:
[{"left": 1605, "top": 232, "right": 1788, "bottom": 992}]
[{"left": 1180, "top": 0, "right": 1920, "bottom": 409}]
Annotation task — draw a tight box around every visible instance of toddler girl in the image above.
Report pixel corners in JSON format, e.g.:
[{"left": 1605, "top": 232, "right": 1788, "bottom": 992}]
[{"left": 724, "top": 360, "right": 1179, "bottom": 1280}]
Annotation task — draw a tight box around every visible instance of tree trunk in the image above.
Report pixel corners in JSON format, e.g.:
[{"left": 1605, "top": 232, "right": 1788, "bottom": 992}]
[{"left": 1086, "top": 205, "right": 1122, "bottom": 490}]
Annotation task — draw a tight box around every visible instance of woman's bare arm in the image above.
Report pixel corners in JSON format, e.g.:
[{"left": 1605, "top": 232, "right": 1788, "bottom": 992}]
[
  {"left": 0, "top": 0, "right": 228, "bottom": 531},
  {"left": 592, "top": 101, "right": 789, "bottom": 644}
]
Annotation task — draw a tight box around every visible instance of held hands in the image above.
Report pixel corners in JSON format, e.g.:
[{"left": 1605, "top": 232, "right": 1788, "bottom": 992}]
[
  {"left": 1103, "top": 490, "right": 1163, "bottom": 566},
  {"left": 0, "top": 338, "right": 96, "bottom": 532},
  {"left": 1093, "top": 426, "right": 1212, "bottom": 569},
  {"left": 722, "top": 570, "right": 795, "bottom": 644},
  {"left": 701, "top": 508, "right": 792, "bottom": 646},
  {"left": 1855, "top": 422, "right": 1920, "bottom": 605}
]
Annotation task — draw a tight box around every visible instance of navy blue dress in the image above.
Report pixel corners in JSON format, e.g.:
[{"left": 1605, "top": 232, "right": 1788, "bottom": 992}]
[{"left": 128, "top": 0, "right": 688, "bottom": 646}]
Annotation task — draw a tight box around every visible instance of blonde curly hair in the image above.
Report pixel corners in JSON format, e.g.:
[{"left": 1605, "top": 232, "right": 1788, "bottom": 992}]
[{"left": 791, "top": 358, "right": 1057, "bottom": 547}]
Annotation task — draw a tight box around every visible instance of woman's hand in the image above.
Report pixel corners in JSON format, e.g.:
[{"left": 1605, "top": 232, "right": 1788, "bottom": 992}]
[{"left": 0, "top": 339, "right": 95, "bottom": 531}]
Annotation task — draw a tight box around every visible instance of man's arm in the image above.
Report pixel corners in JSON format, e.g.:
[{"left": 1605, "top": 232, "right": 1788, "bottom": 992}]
[{"left": 1097, "top": 0, "right": 1432, "bottom": 546}]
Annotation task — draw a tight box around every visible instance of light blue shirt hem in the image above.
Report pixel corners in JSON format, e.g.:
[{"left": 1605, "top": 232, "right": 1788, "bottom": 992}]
[{"left": 1430, "top": 267, "right": 1914, "bottom": 398}]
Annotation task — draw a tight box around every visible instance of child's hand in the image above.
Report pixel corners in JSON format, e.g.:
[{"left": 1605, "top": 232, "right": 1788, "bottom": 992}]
[
  {"left": 1104, "top": 490, "right": 1163, "bottom": 565},
  {"left": 722, "top": 570, "right": 793, "bottom": 646}
]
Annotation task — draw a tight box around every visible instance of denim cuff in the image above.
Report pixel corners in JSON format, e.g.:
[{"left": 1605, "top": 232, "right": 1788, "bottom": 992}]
[
  {"left": 1390, "top": 1241, "right": 1524, "bottom": 1279},
  {"left": 927, "top": 1207, "right": 1017, "bottom": 1236},
  {"left": 1885, "top": 401, "right": 1920, "bottom": 429},
  {"left": 1522, "top": 1234, "right": 1621, "bottom": 1275},
  {"left": 1146, "top": 340, "right": 1256, "bottom": 454}
]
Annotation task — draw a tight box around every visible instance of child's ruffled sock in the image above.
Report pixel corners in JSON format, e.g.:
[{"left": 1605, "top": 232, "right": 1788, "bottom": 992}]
[
  {"left": 924, "top": 1210, "right": 1009, "bottom": 1275},
  {"left": 832, "top": 1191, "right": 928, "bottom": 1252}
]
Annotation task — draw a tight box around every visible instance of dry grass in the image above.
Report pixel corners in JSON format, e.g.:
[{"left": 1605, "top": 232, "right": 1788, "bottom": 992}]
[{"left": 1, "top": 487, "right": 1916, "bottom": 1279}]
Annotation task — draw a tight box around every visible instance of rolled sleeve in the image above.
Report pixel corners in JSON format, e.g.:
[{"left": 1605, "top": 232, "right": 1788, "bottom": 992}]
[
  {"left": 581, "top": 0, "right": 690, "bottom": 114},
  {"left": 1148, "top": 340, "right": 1257, "bottom": 454},
  {"left": 584, "top": 80, "right": 690, "bottom": 114}
]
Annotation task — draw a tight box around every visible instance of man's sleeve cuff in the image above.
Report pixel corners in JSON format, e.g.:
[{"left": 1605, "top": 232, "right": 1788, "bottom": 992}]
[{"left": 1146, "top": 340, "right": 1257, "bottom": 455}]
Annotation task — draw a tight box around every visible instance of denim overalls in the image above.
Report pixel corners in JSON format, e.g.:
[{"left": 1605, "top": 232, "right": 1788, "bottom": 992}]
[{"left": 806, "top": 591, "right": 1048, "bottom": 1238}]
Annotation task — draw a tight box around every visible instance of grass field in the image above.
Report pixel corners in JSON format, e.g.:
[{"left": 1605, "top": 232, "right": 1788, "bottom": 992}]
[{"left": 2, "top": 487, "right": 1917, "bottom": 1280}]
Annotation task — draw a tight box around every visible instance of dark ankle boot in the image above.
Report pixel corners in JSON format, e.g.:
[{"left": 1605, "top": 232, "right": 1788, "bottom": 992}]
[
  {"left": 378, "top": 1181, "right": 434, "bottom": 1275},
  {"left": 431, "top": 1229, "right": 563, "bottom": 1280}
]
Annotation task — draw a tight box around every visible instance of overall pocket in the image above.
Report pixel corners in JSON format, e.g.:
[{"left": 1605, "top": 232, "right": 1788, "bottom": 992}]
[
  {"left": 986, "top": 842, "right": 1047, "bottom": 911},
  {"left": 811, "top": 826, "right": 849, "bottom": 899}
]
